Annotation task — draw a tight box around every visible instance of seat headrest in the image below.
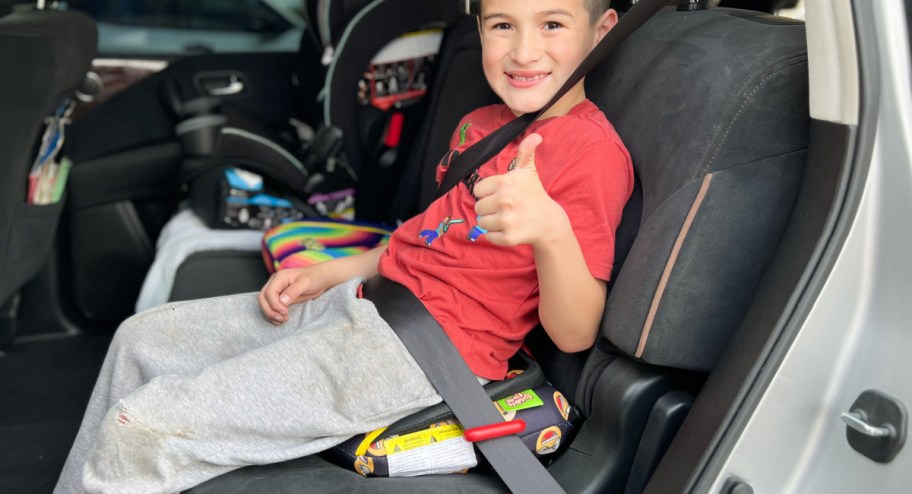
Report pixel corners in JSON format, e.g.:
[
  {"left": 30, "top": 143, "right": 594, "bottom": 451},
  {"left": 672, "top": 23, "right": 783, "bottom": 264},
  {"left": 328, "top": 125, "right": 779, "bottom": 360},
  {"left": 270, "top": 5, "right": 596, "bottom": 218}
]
[
  {"left": 587, "top": 7, "right": 809, "bottom": 372},
  {"left": 0, "top": 10, "right": 97, "bottom": 114}
]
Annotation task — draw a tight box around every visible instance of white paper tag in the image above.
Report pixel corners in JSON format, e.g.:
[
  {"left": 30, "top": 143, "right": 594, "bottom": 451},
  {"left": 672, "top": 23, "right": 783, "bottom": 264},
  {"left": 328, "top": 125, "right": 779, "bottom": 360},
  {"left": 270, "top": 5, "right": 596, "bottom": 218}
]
[{"left": 387, "top": 436, "right": 477, "bottom": 477}]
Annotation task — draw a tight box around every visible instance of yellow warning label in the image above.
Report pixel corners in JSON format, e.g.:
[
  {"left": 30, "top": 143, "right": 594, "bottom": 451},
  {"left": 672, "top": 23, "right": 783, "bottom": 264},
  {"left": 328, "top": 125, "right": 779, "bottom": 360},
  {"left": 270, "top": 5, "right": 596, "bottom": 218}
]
[{"left": 387, "top": 423, "right": 465, "bottom": 454}]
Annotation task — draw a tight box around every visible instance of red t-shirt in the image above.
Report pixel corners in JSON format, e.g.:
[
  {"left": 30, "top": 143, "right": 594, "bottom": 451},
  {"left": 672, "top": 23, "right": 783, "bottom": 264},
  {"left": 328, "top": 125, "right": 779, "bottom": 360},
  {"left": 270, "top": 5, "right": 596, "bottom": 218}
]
[{"left": 378, "top": 100, "right": 633, "bottom": 380}]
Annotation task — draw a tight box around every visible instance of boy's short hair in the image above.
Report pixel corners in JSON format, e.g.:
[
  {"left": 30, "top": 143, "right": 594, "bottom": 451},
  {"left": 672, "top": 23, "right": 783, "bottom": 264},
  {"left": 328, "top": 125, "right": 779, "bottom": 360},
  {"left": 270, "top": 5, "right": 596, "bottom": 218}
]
[
  {"left": 584, "top": 0, "right": 613, "bottom": 22},
  {"left": 478, "top": 0, "right": 612, "bottom": 24}
]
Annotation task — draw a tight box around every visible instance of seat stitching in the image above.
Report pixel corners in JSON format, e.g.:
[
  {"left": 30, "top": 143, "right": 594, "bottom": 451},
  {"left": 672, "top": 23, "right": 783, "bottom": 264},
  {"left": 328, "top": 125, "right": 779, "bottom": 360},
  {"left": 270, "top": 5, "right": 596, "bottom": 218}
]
[
  {"left": 702, "top": 54, "right": 808, "bottom": 176},
  {"left": 636, "top": 52, "right": 807, "bottom": 230}
]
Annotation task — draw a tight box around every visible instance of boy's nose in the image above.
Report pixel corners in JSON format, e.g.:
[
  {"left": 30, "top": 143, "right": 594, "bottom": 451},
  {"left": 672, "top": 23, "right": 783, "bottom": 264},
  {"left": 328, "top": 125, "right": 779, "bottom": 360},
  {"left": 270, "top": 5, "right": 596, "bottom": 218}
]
[{"left": 511, "top": 32, "right": 542, "bottom": 65}]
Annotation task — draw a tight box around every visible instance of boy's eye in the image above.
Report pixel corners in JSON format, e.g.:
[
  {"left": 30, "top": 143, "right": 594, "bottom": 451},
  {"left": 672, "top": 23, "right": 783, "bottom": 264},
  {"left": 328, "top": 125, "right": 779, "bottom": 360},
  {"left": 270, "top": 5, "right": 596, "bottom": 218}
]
[
  {"left": 544, "top": 21, "right": 563, "bottom": 30},
  {"left": 492, "top": 22, "right": 512, "bottom": 30}
]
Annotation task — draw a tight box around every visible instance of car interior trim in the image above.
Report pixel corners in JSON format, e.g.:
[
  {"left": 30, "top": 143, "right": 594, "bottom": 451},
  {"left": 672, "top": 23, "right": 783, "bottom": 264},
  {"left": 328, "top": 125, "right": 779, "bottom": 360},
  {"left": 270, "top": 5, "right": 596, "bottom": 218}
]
[{"left": 805, "top": 0, "right": 858, "bottom": 125}]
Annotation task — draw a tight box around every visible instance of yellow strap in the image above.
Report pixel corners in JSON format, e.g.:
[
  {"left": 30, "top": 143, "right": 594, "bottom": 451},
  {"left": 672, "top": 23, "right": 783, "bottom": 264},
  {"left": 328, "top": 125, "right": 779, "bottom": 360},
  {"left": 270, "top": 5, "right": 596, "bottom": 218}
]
[{"left": 355, "top": 427, "right": 388, "bottom": 456}]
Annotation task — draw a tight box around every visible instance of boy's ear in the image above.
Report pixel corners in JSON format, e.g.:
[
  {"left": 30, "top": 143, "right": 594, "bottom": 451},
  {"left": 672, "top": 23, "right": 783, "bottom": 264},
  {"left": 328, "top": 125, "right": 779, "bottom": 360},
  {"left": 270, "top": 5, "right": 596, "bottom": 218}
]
[
  {"left": 476, "top": 14, "right": 483, "bottom": 39},
  {"left": 594, "top": 8, "right": 619, "bottom": 43}
]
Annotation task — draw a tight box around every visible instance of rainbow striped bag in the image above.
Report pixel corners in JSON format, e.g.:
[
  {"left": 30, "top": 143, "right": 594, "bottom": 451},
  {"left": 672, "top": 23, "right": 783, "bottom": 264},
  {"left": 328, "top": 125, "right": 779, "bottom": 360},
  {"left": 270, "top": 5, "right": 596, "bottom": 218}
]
[{"left": 261, "top": 220, "right": 394, "bottom": 273}]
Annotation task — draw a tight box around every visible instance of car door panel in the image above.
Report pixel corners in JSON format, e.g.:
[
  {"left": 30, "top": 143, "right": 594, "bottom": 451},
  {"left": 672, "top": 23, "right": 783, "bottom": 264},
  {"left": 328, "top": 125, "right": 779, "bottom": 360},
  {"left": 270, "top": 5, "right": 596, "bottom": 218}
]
[{"left": 66, "top": 52, "right": 303, "bottom": 323}]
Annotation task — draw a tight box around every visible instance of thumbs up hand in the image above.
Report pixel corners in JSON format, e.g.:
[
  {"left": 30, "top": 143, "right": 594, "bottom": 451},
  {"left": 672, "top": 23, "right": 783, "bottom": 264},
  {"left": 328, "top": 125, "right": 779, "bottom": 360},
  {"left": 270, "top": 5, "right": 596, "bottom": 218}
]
[
  {"left": 511, "top": 131, "right": 542, "bottom": 171},
  {"left": 473, "top": 133, "right": 569, "bottom": 247}
]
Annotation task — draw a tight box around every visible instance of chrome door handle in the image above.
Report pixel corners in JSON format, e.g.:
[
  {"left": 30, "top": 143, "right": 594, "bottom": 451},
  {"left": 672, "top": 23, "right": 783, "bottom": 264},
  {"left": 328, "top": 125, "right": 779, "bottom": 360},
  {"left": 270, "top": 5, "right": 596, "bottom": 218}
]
[
  {"left": 841, "top": 411, "right": 893, "bottom": 438},
  {"left": 204, "top": 75, "right": 245, "bottom": 96}
]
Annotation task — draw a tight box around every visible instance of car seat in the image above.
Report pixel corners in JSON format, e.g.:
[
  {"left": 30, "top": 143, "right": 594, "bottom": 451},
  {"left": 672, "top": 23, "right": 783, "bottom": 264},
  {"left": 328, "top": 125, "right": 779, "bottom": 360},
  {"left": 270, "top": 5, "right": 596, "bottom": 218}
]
[
  {"left": 386, "top": 11, "right": 501, "bottom": 226},
  {"left": 321, "top": 0, "right": 464, "bottom": 222},
  {"left": 0, "top": 3, "right": 96, "bottom": 341},
  {"left": 186, "top": 4, "right": 809, "bottom": 493},
  {"left": 163, "top": 0, "right": 457, "bottom": 224},
  {"left": 156, "top": 0, "right": 379, "bottom": 217},
  {"left": 167, "top": 0, "right": 465, "bottom": 303},
  {"left": 129, "top": 0, "right": 391, "bottom": 311}
]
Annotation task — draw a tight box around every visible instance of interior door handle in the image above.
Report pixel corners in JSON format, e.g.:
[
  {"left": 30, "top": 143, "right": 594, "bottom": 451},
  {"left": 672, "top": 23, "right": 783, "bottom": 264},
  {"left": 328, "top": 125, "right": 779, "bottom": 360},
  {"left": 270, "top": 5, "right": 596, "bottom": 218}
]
[
  {"left": 207, "top": 75, "right": 244, "bottom": 96},
  {"left": 197, "top": 74, "right": 245, "bottom": 96}
]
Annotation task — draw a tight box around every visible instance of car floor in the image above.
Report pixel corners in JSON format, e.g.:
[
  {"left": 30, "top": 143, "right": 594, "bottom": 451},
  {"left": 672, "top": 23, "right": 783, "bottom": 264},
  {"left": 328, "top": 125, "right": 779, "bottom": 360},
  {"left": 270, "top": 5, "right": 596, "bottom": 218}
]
[{"left": 0, "top": 332, "right": 111, "bottom": 493}]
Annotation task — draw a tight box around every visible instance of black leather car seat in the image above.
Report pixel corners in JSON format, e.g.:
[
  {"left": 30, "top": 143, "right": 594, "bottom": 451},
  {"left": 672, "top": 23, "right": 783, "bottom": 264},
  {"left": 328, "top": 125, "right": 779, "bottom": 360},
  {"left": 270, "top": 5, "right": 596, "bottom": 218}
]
[
  {"left": 0, "top": 4, "right": 96, "bottom": 332},
  {"left": 188, "top": 5, "right": 809, "bottom": 493}
]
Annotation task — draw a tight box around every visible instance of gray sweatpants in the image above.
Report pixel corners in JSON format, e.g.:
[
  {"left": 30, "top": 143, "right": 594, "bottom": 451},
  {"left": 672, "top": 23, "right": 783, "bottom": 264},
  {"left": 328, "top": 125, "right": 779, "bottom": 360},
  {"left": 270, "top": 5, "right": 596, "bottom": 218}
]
[{"left": 55, "top": 278, "right": 443, "bottom": 494}]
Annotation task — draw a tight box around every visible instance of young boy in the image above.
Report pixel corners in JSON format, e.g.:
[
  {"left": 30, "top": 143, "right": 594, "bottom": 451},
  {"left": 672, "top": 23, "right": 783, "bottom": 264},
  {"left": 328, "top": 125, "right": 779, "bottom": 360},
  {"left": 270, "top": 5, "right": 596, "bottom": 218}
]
[{"left": 56, "top": 0, "right": 632, "bottom": 492}]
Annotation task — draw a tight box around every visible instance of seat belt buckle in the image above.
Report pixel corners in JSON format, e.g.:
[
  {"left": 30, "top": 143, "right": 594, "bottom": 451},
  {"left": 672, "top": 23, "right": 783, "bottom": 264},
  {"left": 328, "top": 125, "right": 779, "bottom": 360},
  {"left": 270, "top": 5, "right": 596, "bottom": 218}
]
[{"left": 463, "top": 419, "right": 526, "bottom": 443}]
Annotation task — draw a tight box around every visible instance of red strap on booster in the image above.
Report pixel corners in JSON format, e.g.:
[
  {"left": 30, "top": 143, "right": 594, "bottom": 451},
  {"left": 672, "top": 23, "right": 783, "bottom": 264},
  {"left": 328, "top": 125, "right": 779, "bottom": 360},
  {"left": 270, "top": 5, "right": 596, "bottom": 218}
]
[{"left": 463, "top": 419, "right": 526, "bottom": 443}]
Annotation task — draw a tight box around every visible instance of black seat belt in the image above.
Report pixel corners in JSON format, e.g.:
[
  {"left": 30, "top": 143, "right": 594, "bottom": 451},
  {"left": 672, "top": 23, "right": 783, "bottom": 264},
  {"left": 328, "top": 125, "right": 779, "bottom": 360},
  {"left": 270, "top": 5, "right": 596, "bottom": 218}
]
[
  {"left": 368, "top": 1, "right": 669, "bottom": 492},
  {"left": 364, "top": 277, "right": 564, "bottom": 492}
]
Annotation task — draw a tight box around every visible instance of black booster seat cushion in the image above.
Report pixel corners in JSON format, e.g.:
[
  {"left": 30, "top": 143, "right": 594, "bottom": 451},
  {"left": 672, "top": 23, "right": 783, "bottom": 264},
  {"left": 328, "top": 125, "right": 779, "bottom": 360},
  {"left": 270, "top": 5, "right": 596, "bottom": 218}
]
[{"left": 322, "top": 353, "right": 581, "bottom": 477}]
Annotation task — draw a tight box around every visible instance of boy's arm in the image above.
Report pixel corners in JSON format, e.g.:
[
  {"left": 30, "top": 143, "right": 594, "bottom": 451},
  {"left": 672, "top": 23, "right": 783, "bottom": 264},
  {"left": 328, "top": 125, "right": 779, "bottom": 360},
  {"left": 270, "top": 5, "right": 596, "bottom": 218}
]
[
  {"left": 533, "top": 219, "right": 608, "bottom": 352},
  {"left": 474, "top": 134, "right": 607, "bottom": 352},
  {"left": 258, "top": 245, "right": 387, "bottom": 325}
]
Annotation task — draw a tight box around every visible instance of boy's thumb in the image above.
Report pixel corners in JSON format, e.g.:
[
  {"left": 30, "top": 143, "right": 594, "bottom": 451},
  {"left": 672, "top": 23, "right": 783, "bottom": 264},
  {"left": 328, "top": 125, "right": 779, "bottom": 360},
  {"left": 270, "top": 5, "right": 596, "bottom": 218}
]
[
  {"left": 280, "top": 277, "right": 309, "bottom": 305},
  {"left": 514, "top": 133, "right": 543, "bottom": 170}
]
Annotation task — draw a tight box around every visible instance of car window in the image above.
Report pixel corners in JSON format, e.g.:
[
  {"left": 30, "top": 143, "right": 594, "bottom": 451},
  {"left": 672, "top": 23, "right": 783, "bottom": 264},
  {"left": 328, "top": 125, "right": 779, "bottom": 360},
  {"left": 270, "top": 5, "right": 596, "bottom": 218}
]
[{"left": 61, "top": 0, "right": 304, "bottom": 56}]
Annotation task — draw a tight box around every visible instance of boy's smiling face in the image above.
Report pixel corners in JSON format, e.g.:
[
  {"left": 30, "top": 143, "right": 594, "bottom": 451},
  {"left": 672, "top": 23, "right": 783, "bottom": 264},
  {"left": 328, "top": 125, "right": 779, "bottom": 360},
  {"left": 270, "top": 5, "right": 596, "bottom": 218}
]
[{"left": 479, "top": 0, "right": 617, "bottom": 119}]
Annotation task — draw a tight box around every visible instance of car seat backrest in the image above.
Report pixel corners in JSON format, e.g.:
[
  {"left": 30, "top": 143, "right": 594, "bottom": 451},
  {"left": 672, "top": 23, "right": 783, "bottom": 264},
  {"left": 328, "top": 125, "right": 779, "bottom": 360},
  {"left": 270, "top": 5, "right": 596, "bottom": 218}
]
[
  {"left": 292, "top": 1, "right": 327, "bottom": 127},
  {"left": 409, "top": 14, "right": 501, "bottom": 214},
  {"left": 582, "top": 7, "right": 809, "bottom": 379},
  {"left": 323, "top": 0, "right": 463, "bottom": 176},
  {"left": 0, "top": 8, "right": 96, "bottom": 306},
  {"left": 402, "top": 7, "right": 806, "bottom": 397}
]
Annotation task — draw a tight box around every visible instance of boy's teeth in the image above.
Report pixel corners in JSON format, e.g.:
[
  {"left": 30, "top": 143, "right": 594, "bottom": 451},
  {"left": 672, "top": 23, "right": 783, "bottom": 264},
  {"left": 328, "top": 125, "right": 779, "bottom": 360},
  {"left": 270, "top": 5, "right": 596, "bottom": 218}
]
[{"left": 511, "top": 74, "right": 546, "bottom": 81}]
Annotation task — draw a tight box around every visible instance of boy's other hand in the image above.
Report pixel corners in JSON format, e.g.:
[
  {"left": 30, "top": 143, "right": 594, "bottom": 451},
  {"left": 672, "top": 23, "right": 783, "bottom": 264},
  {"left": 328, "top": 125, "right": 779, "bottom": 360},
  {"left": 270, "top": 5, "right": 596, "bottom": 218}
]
[
  {"left": 257, "top": 267, "right": 329, "bottom": 325},
  {"left": 474, "top": 133, "right": 571, "bottom": 247}
]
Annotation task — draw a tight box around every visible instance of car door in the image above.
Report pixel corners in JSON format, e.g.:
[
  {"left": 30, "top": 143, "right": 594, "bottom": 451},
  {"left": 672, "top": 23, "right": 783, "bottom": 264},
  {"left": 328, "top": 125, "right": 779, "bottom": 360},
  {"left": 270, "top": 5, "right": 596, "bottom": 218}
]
[
  {"left": 59, "top": 0, "right": 321, "bottom": 324},
  {"left": 694, "top": 0, "right": 912, "bottom": 492}
]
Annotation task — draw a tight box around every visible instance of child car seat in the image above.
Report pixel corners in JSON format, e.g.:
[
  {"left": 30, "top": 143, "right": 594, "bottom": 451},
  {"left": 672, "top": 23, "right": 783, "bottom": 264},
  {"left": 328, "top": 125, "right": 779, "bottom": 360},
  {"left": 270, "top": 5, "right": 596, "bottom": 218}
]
[
  {"left": 167, "top": 0, "right": 465, "bottom": 302},
  {"left": 133, "top": 0, "right": 394, "bottom": 310},
  {"left": 322, "top": 0, "right": 463, "bottom": 222},
  {"left": 158, "top": 0, "right": 381, "bottom": 228},
  {"left": 165, "top": 0, "right": 458, "bottom": 228},
  {"left": 186, "top": 5, "right": 809, "bottom": 493}
]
